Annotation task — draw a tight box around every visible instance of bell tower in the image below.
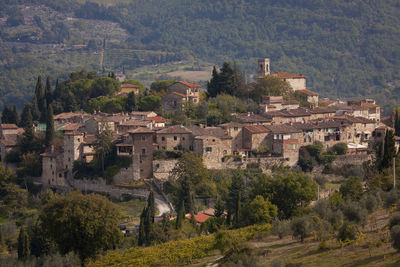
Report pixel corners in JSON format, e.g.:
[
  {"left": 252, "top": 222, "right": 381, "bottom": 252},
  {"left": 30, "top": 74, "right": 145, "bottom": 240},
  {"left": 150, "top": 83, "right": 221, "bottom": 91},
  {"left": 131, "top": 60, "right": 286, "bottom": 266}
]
[{"left": 257, "top": 58, "right": 270, "bottom": 78}]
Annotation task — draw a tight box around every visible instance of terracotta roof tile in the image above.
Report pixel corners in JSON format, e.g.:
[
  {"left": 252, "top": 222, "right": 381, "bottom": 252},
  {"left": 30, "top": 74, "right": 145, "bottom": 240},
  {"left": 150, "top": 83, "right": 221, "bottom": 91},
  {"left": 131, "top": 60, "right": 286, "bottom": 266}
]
[
  {"left": 244, "top": 125, "right": 268, "bottom": 134},
  {"left": 271, "top": 72, "right": 306, "bottom": 79},
  {"left": 178, "top": 81, "right": 200, "bottom": 88},
  {"left": 296, "top": 89, "right": 318, "bottom": 96},
  {"left": 0, "top": 124, "right": 18, "bottom": 129}
]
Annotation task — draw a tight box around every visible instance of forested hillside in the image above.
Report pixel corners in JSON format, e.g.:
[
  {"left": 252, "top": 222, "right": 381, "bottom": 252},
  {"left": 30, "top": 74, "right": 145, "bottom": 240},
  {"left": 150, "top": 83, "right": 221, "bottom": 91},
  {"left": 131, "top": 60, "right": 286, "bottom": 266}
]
[{"left": 1, "top": 0, "right": 400, "bottom": 113}]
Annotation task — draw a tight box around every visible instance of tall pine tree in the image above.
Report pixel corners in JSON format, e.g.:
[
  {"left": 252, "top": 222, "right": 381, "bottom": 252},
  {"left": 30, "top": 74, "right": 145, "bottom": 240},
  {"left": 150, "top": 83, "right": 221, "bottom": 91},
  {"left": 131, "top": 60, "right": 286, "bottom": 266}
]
[
  {"left": 395, "top": 109, "right": 400, "bottom": 137},
  {"left": 381, "top": 129, "right": 396, "bottom": 170},
  {"left": 175, "top": 201, "right": 185, "bottom": 230},
  {"left": 31, "top": 94, "right": 41, "bottom": 121},
  {"left": 19, "top": 104, "right": 32, "bottom": 128},
  {"left": 147, "top": 191, "right": 155, "bottom": 223},
  {"left": 138, "top": 207, "right": 147, "bottom": 246},
  {"left": 45, "top": 104, "right": 55, "bottom": 147},
  {"left": 17, "top": 227, "right": 30, "bottom": 261},
  {"left": 45, "top": 76, "right": 53, "bottom": 106}
]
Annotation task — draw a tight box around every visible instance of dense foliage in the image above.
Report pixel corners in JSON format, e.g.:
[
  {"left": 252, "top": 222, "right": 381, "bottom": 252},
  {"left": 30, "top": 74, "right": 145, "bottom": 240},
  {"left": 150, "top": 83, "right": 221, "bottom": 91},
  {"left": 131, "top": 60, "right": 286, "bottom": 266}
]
[{"left": 1, "top": 0, "right": 400, "bottom": 113}]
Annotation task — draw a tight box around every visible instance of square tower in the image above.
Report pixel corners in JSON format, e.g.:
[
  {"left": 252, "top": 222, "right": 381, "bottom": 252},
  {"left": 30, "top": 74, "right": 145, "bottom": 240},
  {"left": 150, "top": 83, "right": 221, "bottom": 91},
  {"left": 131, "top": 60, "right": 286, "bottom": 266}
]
[{"left": 257, "top": 58, "right": 270, "bottom": 78}]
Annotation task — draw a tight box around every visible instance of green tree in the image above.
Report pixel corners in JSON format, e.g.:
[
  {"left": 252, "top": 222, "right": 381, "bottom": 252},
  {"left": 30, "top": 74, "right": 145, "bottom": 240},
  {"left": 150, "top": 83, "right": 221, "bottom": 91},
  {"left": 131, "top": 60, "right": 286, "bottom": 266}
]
[
  {"left": 228, "top": 173, "right": 245, "bottom": 227},
  {"left": 94, "top": 122, "right": 113, "bottom": 175},
  {"left": 175, "top": 201, "right": 185, "bottom": 230},
  {"left": 126, "top": 92, "right": 137, "bottom": 111},
  {"left": 150, "top": 80, "right": 176, "bottom": 93},
  {"left": 207, "top": 63, "right": 235, "bottom": 97},
  {"left": 394, "top": 109, "right": 399, "bottom": 136},
  {"left": 380, "top": 129, "right": 396, "bottom": 170},
  {"left": 138, "top": 95, "right": 161, "bottom": 111},
  {"left": 247, "top": 195, "right": 278, "bottom": 225},
  {"left": 45, "top": 104, "right": 55, "bottom": 147},
  {"left": 167, "top": 152, "right": 215, "bottom": 212},
  {"left": 214, "top": 196, "right": 225, "bottom": 218},
  {"left": 339, "top": 176, "right": 363, "bottom": 201},
  {"left": 250, "top": 76, "right": 293, "bottom": 103},
  {"left": 250, "top": 172, "right": 317, "bottom": 219},
  {"left": 1, "top": 105, "right": 18, "bottom": 124},
  {"left": 391, "top": 225, "right": 400, "bottom": 251},
  {"left": 40, "top": 192, "right": 122, "bottom": 262},
  {"left": 45, "top": 76, "right": 53, "bottom": 105},
  {"left": 90, "top": 77, "right": 120, "bottom": 98},
  {"left": 147, "top": 191, "right": 156, "bottom": 223},
  {"left": 291, "top": 216, "right": 312, "bottom": 242},
  {"left": 31, "top": 94, "right": 41, "bottom": 121},
  {"left": 18, "top": 227, "right": 30, "bottom": 261},
  {"left": 138, "top": 207, "right": 147, "bottom": 246},
  {"left": 338, "top": 222, "right": 359, "bottom": 242}
]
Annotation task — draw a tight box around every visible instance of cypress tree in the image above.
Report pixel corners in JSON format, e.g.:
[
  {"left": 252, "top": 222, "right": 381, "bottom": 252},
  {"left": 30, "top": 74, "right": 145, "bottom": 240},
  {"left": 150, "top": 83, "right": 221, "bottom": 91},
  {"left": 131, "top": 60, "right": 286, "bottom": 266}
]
[
  {"left": 395, "top": 109, "right": 400, "bottom": 137},
  {"left": 34, "top": 76, "right": 45, "bottom": 113},
  {"left": 21, "top": 108, "right": 34, "bottom": 150},
  {"left": 214, "top": 196, "right": 224, "bottom": 218},
  {"left": 53, "top": 78, "right": 61, "bottom": 101},
  {"left": 1, "top": 105, "right": 11, "bottom": 123},
  {"left": 233, "top": 62, "right": 246, "bottom": 97},
  {"left": 147, "top": 191, "right": 155, "bottom": 223},
  {"left": 175, "top": 201, "right": 185, "bottom": 230},
  {"left": 138, "top": 207, "right": 146, "bottom": 246},
  {"left": 144, "top": 206, "right": 152, "bottom": 244},
  {"left": 382, "top": 129, "right": 396, "bottom": 170},
  {"left": 45, "top": 104, "right": 55, "bottom": 147},
  {"left": 12, "top": 105, "right": 19, "bottom": 125},
  {"left": 45, "top": 76, "right": 52, "bottom": 105},
  {"left": 207, "top": 66, "right": 220, "bottom": 98},
  {"left": 39, "top": 98, "right": 47, "bottom": 123},
  {"left": 17, "top": 228, "right": 30, "bottom": 261},
  {"left": 31, "top": 94, "right": 41, "bottom": 121},
  {"left": 126, "top": 92, "right": 137, "bottom": 111},
  {"left": 19, "top": 104, "right": 32, "bottom": 128}
]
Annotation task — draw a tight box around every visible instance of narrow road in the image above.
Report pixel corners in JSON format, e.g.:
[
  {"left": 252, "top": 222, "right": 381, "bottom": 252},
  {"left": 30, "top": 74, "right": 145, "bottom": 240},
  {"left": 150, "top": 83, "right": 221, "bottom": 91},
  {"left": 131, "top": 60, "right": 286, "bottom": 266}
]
[{"left": 155, "top": 198, "right": 171, "bottom": 215}]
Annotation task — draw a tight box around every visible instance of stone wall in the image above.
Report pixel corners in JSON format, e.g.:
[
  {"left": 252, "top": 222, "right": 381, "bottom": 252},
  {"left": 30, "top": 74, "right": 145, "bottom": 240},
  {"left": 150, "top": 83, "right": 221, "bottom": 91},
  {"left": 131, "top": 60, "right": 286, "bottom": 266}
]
[
  {"left": 222, "top": 157, "right": 285, "bottom": 172},
  {"left": 331, "top": 153, "right": 372, "bottom": 169},
  {"left": 153, "top": 159, "right": 178, "bottom": 181}
]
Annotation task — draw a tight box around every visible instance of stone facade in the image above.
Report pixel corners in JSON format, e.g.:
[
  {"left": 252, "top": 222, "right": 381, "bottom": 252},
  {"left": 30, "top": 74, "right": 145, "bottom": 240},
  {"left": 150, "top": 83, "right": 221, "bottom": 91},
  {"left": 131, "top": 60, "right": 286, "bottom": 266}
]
[
  {"left": 129, "top": 128, "right": 156, "bottom": 179},
  {"left": 153, "top": 159, "right": 178, "bottom": 181},
  {"left": 193, "top": 136, "right": 232, "bottom": 169}
]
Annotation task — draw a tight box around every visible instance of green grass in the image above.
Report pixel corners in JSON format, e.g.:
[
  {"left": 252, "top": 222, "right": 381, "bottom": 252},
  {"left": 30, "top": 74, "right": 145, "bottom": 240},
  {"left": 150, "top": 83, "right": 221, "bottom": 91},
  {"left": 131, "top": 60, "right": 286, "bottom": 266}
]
[{"left": 115, "top": 199, "right": 147, "bottom": 225}]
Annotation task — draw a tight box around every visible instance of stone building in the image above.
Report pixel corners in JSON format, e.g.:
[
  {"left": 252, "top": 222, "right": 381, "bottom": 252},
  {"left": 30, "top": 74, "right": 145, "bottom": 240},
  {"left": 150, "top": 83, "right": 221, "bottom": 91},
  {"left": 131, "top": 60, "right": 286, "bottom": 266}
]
[
  {"left": 129, "top": 127, "right": 156, "bottom": 179},
  {"left": 193, "top": 134, "right": 232, "bottom": 169},
  {"left": 156, "top": 125, "right": 193, "bottom": 151},
  {"left": 219, "top": 122, "right": 245, "bottom": 152},
  {"left": 271, "top": 72, "right": 307, "bottom": 91},
  {"left": 162, "top": 81, "right": 201, "bottom": 112},
  {"left": 295, "top": 89, "right": 319, "bottom": 107},
  {"left": 41, "top": 149, "right": 67, "bottom": 186}
]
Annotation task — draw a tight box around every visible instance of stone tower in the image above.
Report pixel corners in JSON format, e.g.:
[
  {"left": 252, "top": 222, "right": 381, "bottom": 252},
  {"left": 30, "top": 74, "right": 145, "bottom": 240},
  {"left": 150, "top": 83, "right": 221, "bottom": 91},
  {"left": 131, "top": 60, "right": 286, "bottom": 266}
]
[
  {"left": 257, "top": 58, "right": 270, "bottom": 78},
  {"left": 63, "top": 131, "right": 83, "bottom": 175}
]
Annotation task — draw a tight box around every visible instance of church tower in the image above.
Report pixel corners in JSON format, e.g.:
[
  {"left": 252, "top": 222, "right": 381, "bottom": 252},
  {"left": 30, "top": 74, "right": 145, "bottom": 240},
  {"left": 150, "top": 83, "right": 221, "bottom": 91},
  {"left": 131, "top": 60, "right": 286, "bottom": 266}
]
[{"left": 257, "top": 58, "right": 270, "bottom": 78}]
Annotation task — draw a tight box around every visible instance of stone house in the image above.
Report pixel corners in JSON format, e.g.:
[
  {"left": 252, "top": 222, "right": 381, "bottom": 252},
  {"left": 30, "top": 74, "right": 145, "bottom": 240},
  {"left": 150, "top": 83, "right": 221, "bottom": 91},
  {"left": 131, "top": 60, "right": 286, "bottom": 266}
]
[
  {"left": 295, "top": 89, "right": 319, "bottom": 107},
  {"left": 271, "top": 72, "right": 307, "bottom": 91},
  {"left": 219, "top": 122, "right": 245, "bottom": 152},
  {"left": 162, "top": 81, "right": 201, "bottom": 112},
  {"left": 0, "top": 124, "right": 19, "bottom": 137},
  {"left": 147, "top": 116, "right": 166, "bottom": 128},
  {"left": 120, "top": 83, "right": 140, "bottom": 95},
  {"left": 267, "top": 108, "right": 312, "bottom": 124},
  {"left": 131, "top": 111, "right": 158, "bottom": 120},
  {"left": 259, "top": 96, "right": 300, "bottom": 113},
  {"left": 54, "top": 112, "right": 89, "bottom": 124},
  {"left": 156, "top": 125, "right": 193, "bottom": 151},
  {"left": 264, "top": 124, "right": 301, "bottom": 166},
  {"left": 235, "top": 113, "right": 272, "bottom": 125},
  {"left": 242, "top": 125, "right": 269, "bottom": 152},
  {"left": 41, "top": 149, "right": 67, "bottom": 186},
  {"left": 0, "top": 135, "right": 18, "bottom": 162},
  {"left": 309, "top": 107, "right": 337, "bottom": 120},
  {"left": 117, "top": 120, "right": 153, "bottom": 134},
  {"left": 193, "top": 134, "right": 232, "bottom": 169},
  {"left": 129, "top": 127, "right": 156, "bottom": 179}
]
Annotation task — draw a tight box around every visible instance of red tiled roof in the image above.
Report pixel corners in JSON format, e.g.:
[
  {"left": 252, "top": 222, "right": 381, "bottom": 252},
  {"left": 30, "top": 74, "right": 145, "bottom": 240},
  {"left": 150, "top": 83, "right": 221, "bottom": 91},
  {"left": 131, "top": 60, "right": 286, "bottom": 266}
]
[
  {"left": 121, "top": 83, "right": 140, "bottom": 89},
  {"left": 178, "top": 81, "right": 200, "bottom": 88},
  {"left": 147, "top": 116, "right": 166, "bottom": 123},
  {"left": 0, "top": 124, "right": 18, "bottom": 129},
  {"left": 296, "top": 89, "right": 318, "bottom": 96},
  {"left": 272, "top": 72, "right": 306, "bottom": 79},
  {"left": 185, "top": 213, "right": 212, "bottom": 223},
  {"left": 244, "top": 125, "right": 268, "bottom": 134}
]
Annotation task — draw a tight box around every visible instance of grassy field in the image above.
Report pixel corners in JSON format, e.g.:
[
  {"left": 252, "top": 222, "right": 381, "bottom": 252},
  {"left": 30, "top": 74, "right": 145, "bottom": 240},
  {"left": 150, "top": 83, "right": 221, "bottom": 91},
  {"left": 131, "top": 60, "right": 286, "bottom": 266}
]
[
  {"left": 115, "top": 198, "right": 147, "bottom": 225},
  {"left": 190, "top": 209, "right": 400, "bottom": 267}
]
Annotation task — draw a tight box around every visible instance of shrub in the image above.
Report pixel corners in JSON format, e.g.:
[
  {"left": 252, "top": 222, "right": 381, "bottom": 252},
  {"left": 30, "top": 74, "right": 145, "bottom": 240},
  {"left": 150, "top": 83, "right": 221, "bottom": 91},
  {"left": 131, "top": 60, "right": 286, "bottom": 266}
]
[
  {"left": 329, "top": 142, "right": 348, "bottom": 155},
  {"left": 272, "top": 219, "right": 291, "bottom": 239},
  {"left": 340, "top": 201, "right": 368, "bottom": 227},
  {"left": 360, "top": 193, "right": 381, "bottom": 214},
  {"left": 338, "top": 222, "right": 359, "bottom": 242},
  {"left": 390, "top": 225, "right": 400, "bottom": 251},
  {"left": 389, "top": 213, "right": 400, "bottom": 229},
  {"left": 340, "top": 176, "right": 363, "bottom": 201},
  {"left": 291, "top": 216, "right": 312, "bottom": 242},
  {"left": 326, "top": 209, "right": 343, "bottom": 230}
]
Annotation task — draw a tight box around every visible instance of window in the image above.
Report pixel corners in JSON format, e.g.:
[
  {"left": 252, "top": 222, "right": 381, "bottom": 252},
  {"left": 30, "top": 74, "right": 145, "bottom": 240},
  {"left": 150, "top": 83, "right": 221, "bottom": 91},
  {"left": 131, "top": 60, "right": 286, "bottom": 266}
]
[
  {"left": 141, "top": 135, "right": 146, "bottom": 141},
  {"left": 52, "top": 171, "right": 54, "bottom": 175},
  {"left": 304, "top": 138, "right": 307, "bottom": 143},
  {"left": 141, "top": 148, "right": 146, "bottom": 155},
  {"left": 59, "top": 173, "right": 62, "bottom": 177},
  {"left": 234, "top": 127, "right": 238, "bottom": 131},
  {"left": 68, "top": 158, "right": 71, "bottom": 162},
  {"left": 182, "top": 137, "right": 185, "bottom": 141},
  {"left": 223, "top": 150, "right": 227, "bottom": 154},
  {"left": 292, "top": 144, "right": 297, "bottom": 149},
  {"left": 77, "top": 138, "right": 80, "bottom": 142},
  {"left": 324, "top": 136, "right": 329, "bottom": 141},
  {"left": 205, "top": 147, "right": 212, "bottom": 152},
  {"left": 162, "top": 146, "right": 166, "bottom": 150},
  {"left": 174, "top": 136, "right": 177, "bottom": 141},
  {"left": 161, "top": 136, "right": 165, "bottom": 141}
]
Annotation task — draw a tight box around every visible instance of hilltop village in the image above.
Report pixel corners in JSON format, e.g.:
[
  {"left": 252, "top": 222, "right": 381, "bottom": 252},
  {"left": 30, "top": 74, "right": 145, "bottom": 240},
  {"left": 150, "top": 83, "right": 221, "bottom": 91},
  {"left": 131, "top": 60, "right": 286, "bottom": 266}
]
[{"left": 0, "top": 58, "right": 397, "bottom": 194}]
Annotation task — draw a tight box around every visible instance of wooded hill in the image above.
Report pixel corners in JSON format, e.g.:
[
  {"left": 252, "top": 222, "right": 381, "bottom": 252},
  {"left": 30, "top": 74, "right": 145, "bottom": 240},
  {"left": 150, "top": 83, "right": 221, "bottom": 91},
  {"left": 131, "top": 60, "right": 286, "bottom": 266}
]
[{"left": 1, "top": 0, "right": 400, "bottom": 113}]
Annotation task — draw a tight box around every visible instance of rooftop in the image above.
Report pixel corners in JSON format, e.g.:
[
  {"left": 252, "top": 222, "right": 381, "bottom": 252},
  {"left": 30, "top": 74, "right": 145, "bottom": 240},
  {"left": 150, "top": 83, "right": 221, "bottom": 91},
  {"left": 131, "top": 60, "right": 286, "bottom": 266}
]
[
  {"left": 0, "top": 123, "right": 18, "bottom": 129},
  {"left": 296, "top": 89, "right": 318, "bottom": 96},
  {"left": 157, "top": 125, "right": 192, "bottom": 134},
  {"left": 271, "top": 72, "right": 306, "bottom": 79},
  {"left": 177, "top": 81, "right": 201, "bottom": 88}
]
